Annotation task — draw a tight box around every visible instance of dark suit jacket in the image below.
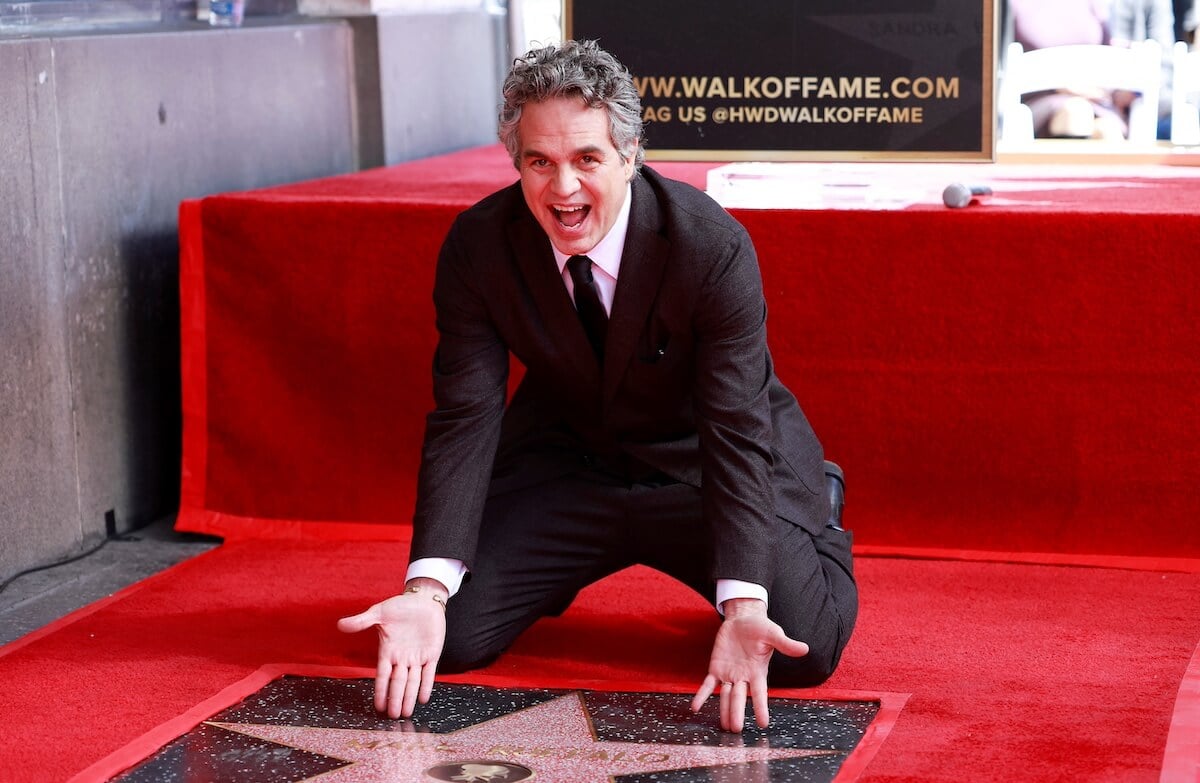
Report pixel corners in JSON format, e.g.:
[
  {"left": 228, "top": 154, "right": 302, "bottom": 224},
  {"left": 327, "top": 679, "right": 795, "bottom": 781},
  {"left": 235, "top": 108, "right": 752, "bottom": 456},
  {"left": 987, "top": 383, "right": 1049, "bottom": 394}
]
[{"left": 410, "top": 167, "right": 826, "bottom": 589}]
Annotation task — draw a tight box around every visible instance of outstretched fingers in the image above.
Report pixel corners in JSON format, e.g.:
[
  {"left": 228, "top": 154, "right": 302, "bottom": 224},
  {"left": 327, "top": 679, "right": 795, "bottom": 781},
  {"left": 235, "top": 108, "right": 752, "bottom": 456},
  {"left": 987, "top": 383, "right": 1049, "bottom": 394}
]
[
  {"left": 722, "top": 680, "right": 749, "bottom": 733},
  {"left": 419, "top": 657, "right": 438, "bottom": 705},
  {"left": 336, "top": 605, "right": 380, "bottom": 635},
  {"left": 693, "top": 674, "right": 755, "bottom": 733},
  {"left": 374, "top": 656, "right": 393, "bottom": 715},
  {"left": 768, "top": 626, "right": 810, "bottom": 659},
  {"left": 750, "top": 677, "right": 771, "bottom": 728},
  {"left": 690, "top": 673, "right": 719, "bottom": 713},
  {"left": 339, "top": 590, "right": 448, "bottom": 720}
]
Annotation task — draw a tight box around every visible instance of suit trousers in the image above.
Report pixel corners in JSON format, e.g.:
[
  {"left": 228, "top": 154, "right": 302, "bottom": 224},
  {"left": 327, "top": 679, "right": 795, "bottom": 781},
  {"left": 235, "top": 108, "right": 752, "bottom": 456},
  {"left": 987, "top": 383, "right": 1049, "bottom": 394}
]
[{"left": 439, "top": 469, "right": 858, "bottom": 686}]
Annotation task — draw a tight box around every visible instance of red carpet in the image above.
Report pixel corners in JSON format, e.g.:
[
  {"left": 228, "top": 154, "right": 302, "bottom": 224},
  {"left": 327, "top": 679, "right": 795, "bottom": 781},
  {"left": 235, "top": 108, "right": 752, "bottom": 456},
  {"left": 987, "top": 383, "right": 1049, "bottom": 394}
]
[
  {"left": 4, "top": 147, "right": 1198, "bottom": 780},
  {"left": 0, "top": 538, "right": 1198, "bottom": 782}
]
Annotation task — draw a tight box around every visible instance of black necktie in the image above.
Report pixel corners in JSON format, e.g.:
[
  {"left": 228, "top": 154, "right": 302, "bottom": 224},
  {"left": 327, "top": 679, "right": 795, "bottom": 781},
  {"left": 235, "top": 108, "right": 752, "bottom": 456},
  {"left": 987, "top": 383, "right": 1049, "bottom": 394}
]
[{"left": 566, "top": 255, "right": 608, "bottom": 359}]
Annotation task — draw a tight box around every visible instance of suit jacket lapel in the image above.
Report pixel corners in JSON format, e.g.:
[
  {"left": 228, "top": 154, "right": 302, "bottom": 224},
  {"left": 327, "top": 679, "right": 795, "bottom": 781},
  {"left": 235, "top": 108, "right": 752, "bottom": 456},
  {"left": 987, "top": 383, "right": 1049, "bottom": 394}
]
[
  {"left": 603, "top": 175, "right": 669, "bottom": 408},
  {"left": 506, "top": 210, "right": 602, "bottom": 389}
]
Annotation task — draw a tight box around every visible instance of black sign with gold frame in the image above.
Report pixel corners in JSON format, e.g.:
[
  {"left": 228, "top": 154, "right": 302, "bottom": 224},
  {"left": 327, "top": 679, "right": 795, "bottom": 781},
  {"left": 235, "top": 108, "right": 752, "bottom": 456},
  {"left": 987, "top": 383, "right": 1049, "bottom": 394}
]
[{"left": 564, "top": 0, "right": 995, "bottom": 161}]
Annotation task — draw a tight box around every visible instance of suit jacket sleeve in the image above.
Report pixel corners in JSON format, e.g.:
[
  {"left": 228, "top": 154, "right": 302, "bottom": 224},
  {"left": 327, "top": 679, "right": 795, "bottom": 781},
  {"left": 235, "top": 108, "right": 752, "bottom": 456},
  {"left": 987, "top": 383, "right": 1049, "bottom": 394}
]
[
  {"left": 408, "top": 218, "right": 509, "bottom": 569},
  {"left": 691, "top": 225, "right": 779, "bottom": 587}
]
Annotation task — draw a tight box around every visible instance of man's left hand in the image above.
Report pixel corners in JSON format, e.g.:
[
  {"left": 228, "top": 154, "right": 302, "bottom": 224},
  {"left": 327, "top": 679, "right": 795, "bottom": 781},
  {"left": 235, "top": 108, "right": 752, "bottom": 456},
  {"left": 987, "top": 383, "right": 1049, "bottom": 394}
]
[{"left": 690, "top": 598, "right": 809, "bottom": 732}]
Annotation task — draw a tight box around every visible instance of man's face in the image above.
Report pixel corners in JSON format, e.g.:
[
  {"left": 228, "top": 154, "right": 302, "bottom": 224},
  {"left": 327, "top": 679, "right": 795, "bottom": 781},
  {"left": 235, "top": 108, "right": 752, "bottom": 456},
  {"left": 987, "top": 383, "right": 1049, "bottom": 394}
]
[{"left": 517, "top": 96, "right": 637, "bottom": 257}]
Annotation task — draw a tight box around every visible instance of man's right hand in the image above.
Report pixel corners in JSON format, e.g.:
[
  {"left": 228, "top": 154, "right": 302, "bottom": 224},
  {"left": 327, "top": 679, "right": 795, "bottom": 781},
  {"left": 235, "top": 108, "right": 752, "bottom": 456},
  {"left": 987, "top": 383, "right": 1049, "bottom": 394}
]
[{"left": 336, "top": 577, "right": 448, "bottom": 719}]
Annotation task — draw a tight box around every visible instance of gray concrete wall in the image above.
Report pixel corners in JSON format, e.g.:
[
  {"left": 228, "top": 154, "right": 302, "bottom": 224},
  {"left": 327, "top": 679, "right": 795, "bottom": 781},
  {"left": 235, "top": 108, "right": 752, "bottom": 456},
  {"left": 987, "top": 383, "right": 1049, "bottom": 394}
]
[
  {"left": 1, "top": 21, "right": 361, "bottom": 582},
  {"left": 1, "top": 11, "right": 507, "bottom": 586},
  {"left": 376, "top": 9, "right": 508, "bottom": 164},
  {"left": 352, "top": 9, "right": 508, "bottom": 168},
  {"left": 52, "top": 24, "right": 360, "bottom": 555},
  {"left": 1, "top": 40, "right": 81, "bottom": 582}
]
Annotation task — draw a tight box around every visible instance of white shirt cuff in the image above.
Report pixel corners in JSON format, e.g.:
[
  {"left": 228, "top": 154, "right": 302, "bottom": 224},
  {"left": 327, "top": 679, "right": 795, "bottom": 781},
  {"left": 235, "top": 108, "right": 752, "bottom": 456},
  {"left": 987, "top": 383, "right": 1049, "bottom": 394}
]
[
  {"left": 715, "top": 578, "right": 769, "bottom": 615},
  {"left": 406, "top": 557, "right": 468, "bottom": 598}
]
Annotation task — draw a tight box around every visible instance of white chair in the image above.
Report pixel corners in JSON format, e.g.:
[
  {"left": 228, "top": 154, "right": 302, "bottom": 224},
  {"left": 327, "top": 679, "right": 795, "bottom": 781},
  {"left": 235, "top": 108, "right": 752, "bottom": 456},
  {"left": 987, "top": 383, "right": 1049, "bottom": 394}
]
[
  {"left": 999, "top": 40, "right": 1163, "bottom": 143},
  {"left": 1170, "top": 41, "right": 1200, "bottom": 146}
]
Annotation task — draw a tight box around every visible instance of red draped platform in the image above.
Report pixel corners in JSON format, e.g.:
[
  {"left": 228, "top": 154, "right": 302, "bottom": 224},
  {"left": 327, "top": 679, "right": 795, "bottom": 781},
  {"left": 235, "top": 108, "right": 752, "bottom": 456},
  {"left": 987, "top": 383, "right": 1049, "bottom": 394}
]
[{"left": 179, "top": 144, "right": 1200, "bottom": 564}]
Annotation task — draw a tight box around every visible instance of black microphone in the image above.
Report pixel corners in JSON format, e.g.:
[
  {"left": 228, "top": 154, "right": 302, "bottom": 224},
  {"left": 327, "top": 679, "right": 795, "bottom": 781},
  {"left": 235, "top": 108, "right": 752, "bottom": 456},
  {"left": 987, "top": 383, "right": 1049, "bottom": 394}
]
[{"left": 942, "top": 183, "right": 993, "bottom": 209}]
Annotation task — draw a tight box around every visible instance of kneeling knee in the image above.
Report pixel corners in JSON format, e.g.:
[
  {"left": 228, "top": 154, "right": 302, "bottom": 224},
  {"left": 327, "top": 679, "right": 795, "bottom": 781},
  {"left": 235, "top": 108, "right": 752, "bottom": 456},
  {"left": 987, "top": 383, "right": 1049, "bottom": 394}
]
[
  {"left": 768, "top": 648, "right": 840, "bottom": 688},
  {"left": 439, "top": 620, "right": 507, "bottom": 673},
  {"left": 439, "top": 637, "right": 497, "bottom": 674}
]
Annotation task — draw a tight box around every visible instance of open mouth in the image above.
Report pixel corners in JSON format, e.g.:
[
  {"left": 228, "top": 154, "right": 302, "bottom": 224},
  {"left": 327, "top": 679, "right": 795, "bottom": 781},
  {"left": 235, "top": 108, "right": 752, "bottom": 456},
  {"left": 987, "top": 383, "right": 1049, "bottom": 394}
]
[{"left": 553, "top": 205, "right": 590, "bottom": 229}]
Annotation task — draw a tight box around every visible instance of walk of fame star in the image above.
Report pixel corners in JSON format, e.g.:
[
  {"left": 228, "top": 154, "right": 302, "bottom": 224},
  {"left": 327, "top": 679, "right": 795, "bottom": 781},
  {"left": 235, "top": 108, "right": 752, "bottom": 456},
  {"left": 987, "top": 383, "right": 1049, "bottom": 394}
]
[
  {"left": 209, "top": 692, "right": 839, "bottom": 782},
  {"left": 109, "top": 677, "right": 890, "bottom": 783}
]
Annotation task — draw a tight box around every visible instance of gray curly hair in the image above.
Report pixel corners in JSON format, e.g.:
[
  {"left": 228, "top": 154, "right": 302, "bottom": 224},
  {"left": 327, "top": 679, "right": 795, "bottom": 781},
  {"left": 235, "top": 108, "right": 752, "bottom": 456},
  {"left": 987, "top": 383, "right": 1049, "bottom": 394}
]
[{"left": 498, "top": 39, "right": 645, "bottom": 170}]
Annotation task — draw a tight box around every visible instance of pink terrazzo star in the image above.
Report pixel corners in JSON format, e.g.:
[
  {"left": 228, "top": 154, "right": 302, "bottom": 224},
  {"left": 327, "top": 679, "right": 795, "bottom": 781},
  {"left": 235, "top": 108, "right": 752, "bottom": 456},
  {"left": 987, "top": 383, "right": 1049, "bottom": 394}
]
[{"left": 210, "top": 692, "right": 838, "bottom": 782}]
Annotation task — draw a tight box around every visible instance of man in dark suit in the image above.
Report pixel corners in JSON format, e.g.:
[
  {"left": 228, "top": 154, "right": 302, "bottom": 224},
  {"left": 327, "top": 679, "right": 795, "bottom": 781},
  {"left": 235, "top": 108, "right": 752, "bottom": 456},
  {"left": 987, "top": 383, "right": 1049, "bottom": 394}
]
[{"left": 339, "top": 39, "right": 857, "bottom": 733}]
